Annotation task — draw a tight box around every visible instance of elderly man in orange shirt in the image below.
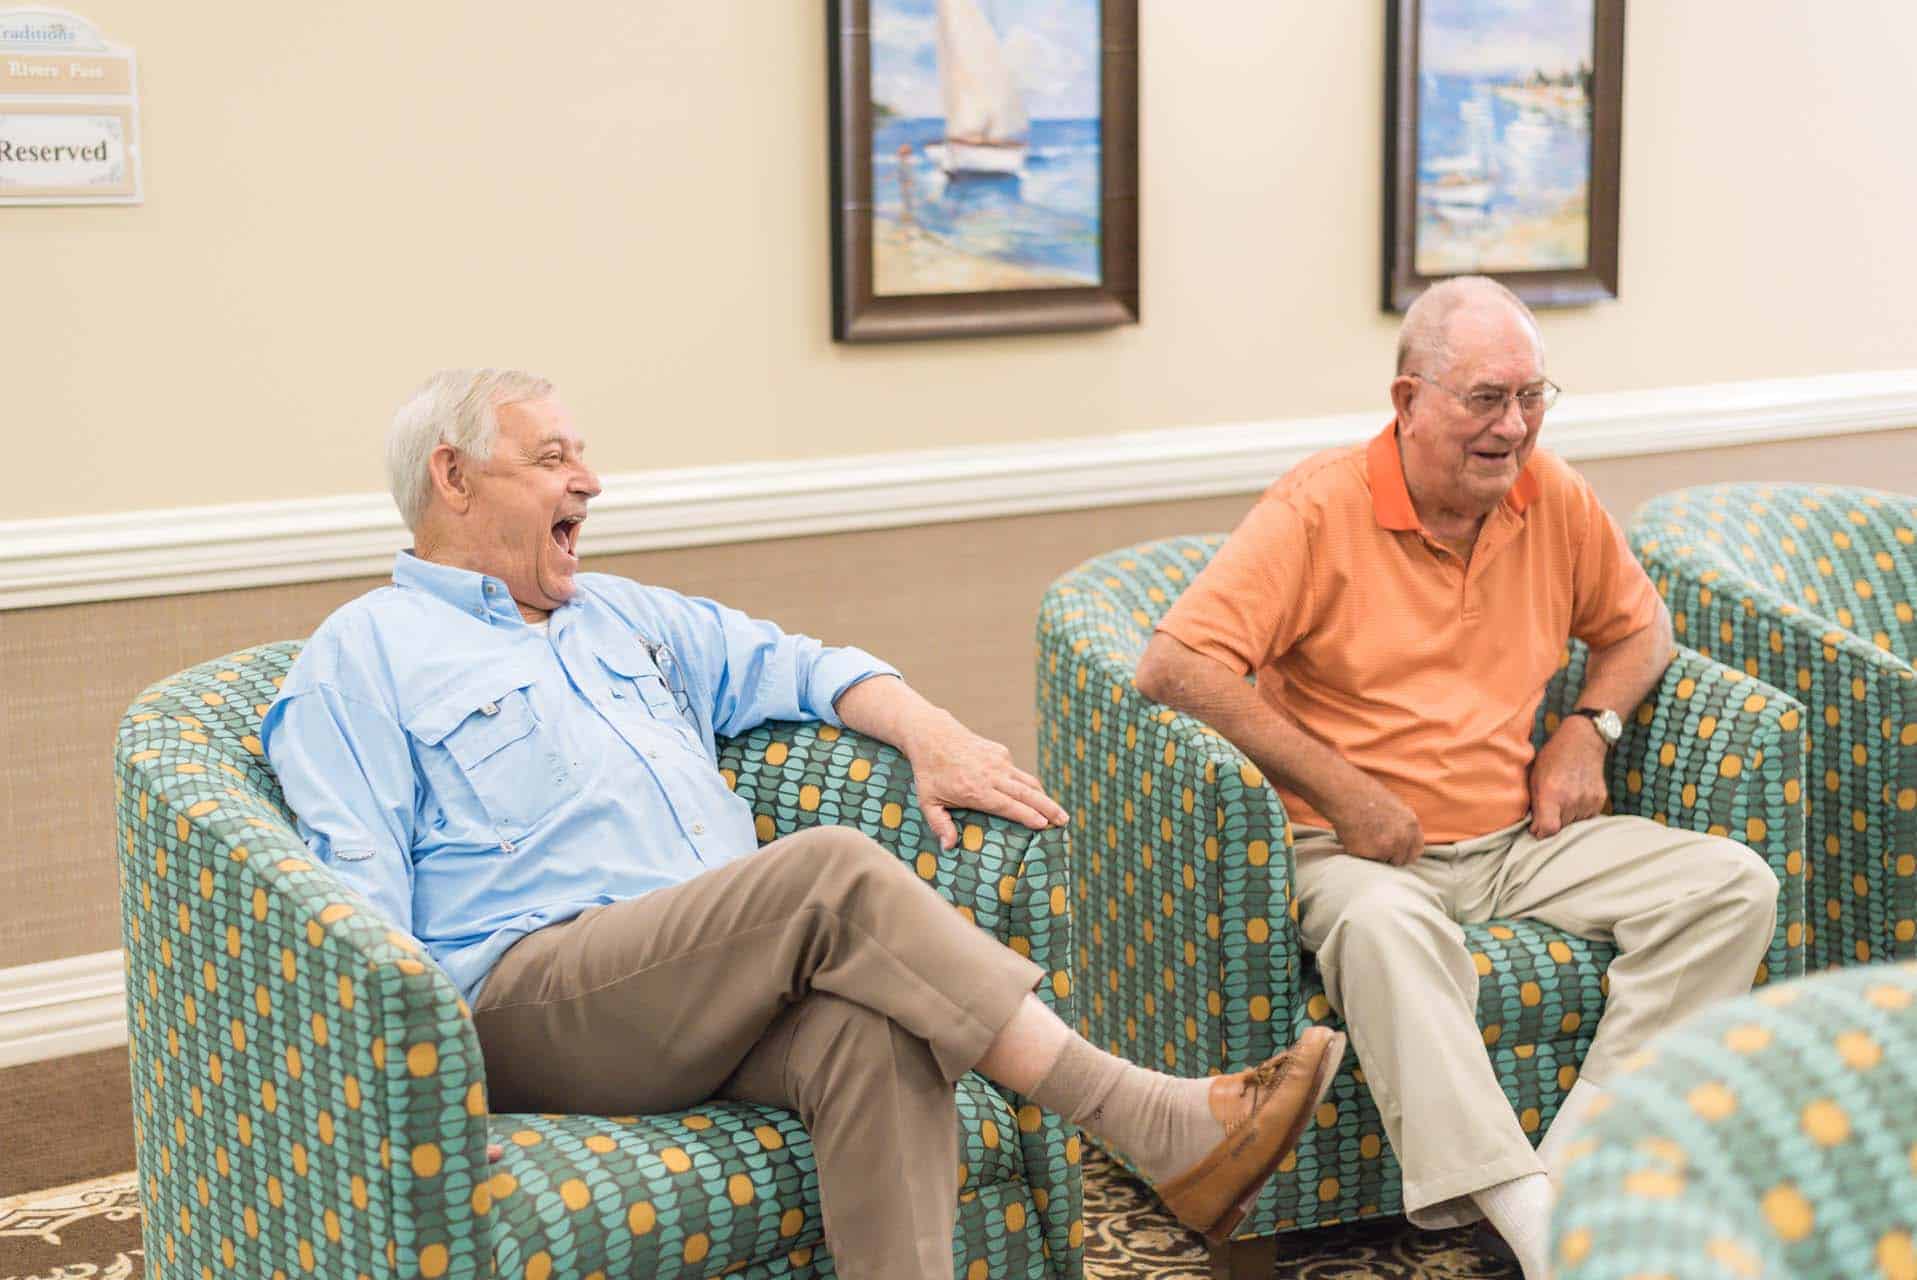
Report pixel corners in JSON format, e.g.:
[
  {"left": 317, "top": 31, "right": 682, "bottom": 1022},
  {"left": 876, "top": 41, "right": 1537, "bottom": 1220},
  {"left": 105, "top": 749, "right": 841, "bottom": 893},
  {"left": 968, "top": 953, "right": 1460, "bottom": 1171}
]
[{"left": 1134, "top": 276, "right": 1778, "bottom": 1280}]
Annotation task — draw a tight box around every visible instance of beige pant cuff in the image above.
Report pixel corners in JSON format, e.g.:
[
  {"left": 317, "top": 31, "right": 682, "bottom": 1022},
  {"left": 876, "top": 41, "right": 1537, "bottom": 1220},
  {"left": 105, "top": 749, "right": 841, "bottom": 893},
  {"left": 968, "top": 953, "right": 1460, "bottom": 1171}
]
[
  {"left": 1402, "top": 1150, "right": 1547, "bottom": 1228},
  {"left": 928, "top": 952, "right": 1046, "bottom": 1083}
]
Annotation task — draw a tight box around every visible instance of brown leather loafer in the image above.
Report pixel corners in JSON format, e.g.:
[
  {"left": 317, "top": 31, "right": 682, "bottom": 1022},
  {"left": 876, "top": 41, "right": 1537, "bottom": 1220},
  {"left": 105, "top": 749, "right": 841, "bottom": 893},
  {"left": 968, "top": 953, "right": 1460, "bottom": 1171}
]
[{"left": 1153, "top": 1025, "right": 1349, "bottom": 1245}]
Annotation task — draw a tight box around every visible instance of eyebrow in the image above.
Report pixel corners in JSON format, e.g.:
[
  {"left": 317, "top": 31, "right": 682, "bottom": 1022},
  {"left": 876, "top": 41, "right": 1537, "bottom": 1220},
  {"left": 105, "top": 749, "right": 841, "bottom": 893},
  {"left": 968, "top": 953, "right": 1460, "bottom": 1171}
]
[{"left": 529, "top": 433, "right": 586, "bottom": 454}]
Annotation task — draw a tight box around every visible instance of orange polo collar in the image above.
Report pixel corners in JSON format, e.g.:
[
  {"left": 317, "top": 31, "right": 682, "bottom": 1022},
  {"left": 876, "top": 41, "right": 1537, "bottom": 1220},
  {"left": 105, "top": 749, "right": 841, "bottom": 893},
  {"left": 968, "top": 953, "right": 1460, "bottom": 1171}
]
[{"left": 1366, "top": 420, "right": 1541, "bottom": 532}]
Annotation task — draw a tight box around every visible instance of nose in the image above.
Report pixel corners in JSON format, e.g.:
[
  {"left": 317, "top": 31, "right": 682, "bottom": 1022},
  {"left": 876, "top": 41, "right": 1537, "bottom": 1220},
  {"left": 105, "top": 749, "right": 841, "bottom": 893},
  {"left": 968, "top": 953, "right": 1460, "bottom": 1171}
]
[
  {"left": 1489, "top": 397, "right": 1529, "bottom": 439},
  {"left": 573, "top": 462, "right": 603, "bottom": 499}
]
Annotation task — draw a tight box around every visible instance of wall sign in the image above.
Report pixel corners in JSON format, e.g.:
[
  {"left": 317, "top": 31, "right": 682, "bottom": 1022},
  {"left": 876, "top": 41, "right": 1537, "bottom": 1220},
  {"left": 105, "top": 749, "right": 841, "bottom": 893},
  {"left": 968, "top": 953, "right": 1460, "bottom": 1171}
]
[{"left": 0, "top": 7, "right": 140, "bottom": 204}]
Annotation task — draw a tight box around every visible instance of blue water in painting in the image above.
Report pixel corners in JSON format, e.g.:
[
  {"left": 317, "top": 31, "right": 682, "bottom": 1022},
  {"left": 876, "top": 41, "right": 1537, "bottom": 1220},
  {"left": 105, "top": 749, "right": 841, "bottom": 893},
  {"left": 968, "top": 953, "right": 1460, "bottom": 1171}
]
[
  {"left": 1416, "top": 72, "right": 1590, "bottom": 247},
  {"left": 872, "top": 116, "right": 1101, "bottom": 283}
]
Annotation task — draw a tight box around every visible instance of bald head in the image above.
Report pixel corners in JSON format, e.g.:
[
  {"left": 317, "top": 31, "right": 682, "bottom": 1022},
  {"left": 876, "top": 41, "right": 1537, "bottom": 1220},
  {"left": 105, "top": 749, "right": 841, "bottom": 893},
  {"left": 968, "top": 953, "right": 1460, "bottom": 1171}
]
[{"left": 1396, "top": 276, "right": 1544, "bottom": 378}]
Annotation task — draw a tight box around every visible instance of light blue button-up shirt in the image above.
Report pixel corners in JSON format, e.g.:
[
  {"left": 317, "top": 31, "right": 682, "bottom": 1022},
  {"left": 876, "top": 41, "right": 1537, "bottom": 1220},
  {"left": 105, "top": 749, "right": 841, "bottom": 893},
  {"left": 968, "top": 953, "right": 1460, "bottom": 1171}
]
[{"left": 261, "top": 552, "right": 898, "bottom": 1004}]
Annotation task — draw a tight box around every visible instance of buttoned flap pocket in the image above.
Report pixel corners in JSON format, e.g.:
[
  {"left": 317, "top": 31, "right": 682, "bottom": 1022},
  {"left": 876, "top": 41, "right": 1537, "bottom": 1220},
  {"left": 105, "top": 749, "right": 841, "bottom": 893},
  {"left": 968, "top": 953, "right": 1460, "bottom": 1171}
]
[
  {"left": 406, "top": 676, "right": 569, "bottom": 841},
  {"left": 409, "top": 677, "right": 537, "bottom": 754},
  {"left": 435, "top": 691, "right": 537, "bottom": 770},
  {"left": 597, "top": 640, "right": 686, "bottom": 721}
]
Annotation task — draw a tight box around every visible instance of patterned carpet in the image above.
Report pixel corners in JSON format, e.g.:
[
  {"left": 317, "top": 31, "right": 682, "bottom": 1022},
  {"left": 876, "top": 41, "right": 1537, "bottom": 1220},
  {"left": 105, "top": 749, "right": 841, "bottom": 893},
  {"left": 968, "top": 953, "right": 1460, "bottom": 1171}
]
[{"left": 0, "top": 1151, "right": 1516, "bottom": 1279}]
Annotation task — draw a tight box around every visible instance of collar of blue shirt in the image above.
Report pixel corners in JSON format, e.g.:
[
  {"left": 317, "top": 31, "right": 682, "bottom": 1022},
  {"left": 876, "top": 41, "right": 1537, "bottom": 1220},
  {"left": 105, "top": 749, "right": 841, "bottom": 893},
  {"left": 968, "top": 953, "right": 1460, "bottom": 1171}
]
[{"left": 394, "top": 550, "right": 544, "bottom": 629}]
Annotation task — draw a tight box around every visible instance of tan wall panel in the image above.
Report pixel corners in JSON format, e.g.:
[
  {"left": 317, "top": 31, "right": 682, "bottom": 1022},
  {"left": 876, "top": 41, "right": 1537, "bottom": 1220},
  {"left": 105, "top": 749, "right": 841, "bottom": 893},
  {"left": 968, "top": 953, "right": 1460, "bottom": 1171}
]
[
  {"left": 5, "top": 2, "right": 1917, "bottom": 520},
  {"left": 5, "top": 429, "right": 1915, "bottom": 969}
]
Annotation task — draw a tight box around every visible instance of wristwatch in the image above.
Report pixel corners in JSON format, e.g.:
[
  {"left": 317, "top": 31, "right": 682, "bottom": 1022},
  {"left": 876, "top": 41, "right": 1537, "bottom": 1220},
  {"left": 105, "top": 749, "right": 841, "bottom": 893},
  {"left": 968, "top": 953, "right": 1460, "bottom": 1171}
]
[{"left": 1572, "top": 706, "right": 1623, "bottom": 746}]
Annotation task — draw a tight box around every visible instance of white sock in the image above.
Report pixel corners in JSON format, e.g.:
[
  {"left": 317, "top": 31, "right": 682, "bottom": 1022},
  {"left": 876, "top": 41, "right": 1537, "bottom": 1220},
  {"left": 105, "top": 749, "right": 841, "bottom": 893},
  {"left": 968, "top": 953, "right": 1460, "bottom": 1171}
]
[
  {"left": 1471, "top": 1173, "right": 1553, "bottom": 1280},
  {"left": 1536, "top": 1078, "right": 1605, "bottom": 1175}
]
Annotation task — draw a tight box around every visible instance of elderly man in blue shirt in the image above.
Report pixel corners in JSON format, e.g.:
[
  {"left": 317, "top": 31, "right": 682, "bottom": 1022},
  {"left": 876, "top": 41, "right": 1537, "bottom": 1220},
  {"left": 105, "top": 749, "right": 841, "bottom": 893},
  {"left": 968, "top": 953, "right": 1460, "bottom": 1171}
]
[{"left": 263, "top": 368, "right": 1344, "bottom": 1277}]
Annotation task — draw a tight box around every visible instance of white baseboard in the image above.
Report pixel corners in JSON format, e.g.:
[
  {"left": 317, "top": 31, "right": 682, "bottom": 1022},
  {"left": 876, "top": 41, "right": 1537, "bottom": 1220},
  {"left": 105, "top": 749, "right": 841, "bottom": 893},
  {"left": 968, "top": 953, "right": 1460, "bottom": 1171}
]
[
  {"left": 2, "top": 369, "right": 1914, "bottom": 612},
  {"left": 0, "top": 951, "right": 126, "bottom": 1070}
]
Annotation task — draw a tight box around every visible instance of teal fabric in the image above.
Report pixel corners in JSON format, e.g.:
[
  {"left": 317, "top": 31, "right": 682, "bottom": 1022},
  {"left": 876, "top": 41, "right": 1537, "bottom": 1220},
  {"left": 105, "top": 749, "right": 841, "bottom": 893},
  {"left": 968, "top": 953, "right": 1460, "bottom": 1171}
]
[
  {"left": 1035, "top": 535, "right": 1808, "bottom": 1240},
  {"left": 1553, "top": 960, "right": 1917, "bottom": 1280},
  {"left": 116, "top": 641, "right": 1082, "bottom": 1279},
  {"left": 1631, "top": 483, "right": 1917, "bottom": 969}
]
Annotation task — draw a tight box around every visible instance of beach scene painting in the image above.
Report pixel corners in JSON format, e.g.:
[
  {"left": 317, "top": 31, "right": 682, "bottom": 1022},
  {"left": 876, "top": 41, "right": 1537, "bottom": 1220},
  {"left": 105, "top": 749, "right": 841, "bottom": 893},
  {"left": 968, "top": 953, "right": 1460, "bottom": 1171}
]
[
  {"left": 1414, "top": 0, "right": 1595, "bottom": 276},
  {"left": 869, "top": 0, "right": 1102, "bottom": 296}
]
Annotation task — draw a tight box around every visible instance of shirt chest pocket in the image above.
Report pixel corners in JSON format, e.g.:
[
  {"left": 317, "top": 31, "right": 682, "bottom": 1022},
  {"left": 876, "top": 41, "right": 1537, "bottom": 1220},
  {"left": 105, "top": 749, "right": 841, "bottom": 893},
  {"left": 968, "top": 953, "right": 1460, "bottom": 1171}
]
[
  {"left": 409, "top": 680, "right": 573, "bottom": 841},
  {"left": 597, "top": 642, "right": 701, "bottom": 743}
]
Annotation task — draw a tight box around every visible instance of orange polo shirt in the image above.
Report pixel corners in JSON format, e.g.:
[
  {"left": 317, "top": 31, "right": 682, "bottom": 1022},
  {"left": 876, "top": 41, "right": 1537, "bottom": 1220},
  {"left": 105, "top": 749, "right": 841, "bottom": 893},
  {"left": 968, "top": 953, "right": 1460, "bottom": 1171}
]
[{"left": 1157, "top": 422, "right": 1661, "bottom": 842}]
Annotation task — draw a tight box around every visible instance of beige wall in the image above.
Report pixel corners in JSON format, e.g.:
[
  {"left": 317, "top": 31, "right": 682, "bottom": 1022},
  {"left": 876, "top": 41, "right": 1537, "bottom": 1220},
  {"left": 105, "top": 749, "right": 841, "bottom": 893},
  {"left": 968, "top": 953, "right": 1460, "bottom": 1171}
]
[
  {"left": 3, "top": 2, "right": 1914, "bottom": 521},
  {"left": 5, "top": 431, "right": 1916, "bottom": 970}
]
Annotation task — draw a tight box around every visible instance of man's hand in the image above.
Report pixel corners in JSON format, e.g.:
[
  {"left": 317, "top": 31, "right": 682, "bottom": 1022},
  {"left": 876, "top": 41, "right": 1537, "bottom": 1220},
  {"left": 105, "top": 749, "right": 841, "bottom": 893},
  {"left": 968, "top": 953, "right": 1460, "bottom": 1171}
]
[
  {"left": 1325, "top": 775, "right": 1425, "bottom": 866},
  {"left": 1529, "top": 717, "right": 1609, "bottom": 838},
  {"left": 905, "top": 713, "right": 1069, "bottom": 851}
]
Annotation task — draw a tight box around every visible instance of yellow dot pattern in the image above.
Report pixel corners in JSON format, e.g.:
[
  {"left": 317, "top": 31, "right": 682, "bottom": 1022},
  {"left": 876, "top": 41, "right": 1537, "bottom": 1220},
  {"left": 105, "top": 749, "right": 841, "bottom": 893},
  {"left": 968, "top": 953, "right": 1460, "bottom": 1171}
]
[
  {"left": 1040, "top": 536, "right": 1816, "bottom": 1241},
  {"left": 1633, "top": 484, "right": 1917, "bottom": 970},
  {"left": 117, "top": 641, "right": 1083, "bottom": 1279},
  {"left": 1553, "top": 961, "right": 1917, "bottom": 1279}
]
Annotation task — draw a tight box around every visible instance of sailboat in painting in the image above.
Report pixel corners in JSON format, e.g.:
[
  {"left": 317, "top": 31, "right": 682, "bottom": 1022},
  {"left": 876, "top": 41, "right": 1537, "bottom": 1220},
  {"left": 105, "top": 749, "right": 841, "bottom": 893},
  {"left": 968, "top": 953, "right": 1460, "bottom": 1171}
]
[{"left": 923, "top": 0, "right": 1028, "bottom": 176}]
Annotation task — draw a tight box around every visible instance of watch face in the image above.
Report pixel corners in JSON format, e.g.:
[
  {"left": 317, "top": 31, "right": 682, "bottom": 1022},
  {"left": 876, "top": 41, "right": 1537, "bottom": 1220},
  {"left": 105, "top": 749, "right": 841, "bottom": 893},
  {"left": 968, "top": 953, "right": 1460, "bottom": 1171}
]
[{"left": 1597, "top": 709, "right": 1623, "bottom": 742}]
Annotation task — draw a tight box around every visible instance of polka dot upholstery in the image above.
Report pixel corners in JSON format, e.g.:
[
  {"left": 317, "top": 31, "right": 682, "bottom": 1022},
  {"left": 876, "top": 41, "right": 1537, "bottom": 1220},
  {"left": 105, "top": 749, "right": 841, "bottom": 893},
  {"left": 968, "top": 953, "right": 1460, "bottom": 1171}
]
[
  {"left": 1035, "top": 536, "right": 1808, "bottom": 1242},
  {"left": 116, "top": 641, "right": 1082, "bottom": 1280},
  {"left": 1633, "top": 484, "right": 1917, "bottom": 969},
  {"left": 1553, "top": 960, "right": 1917, "bottom": 1280}
]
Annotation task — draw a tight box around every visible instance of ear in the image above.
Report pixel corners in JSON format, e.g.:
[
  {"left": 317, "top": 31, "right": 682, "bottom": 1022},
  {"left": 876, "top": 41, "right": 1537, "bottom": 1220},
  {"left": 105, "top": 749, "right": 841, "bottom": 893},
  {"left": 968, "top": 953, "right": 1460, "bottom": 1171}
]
[
  {"left": 1389, "top": 374, "right": 1419, "bottom": 422},
  {"left": 427, "top": 443, "right": 473, "bottom": 516}
]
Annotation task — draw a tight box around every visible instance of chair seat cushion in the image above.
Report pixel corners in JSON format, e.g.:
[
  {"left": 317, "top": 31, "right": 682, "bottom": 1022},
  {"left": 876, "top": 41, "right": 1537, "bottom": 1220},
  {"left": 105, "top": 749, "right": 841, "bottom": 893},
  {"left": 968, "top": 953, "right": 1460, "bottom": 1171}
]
[
  {"left": 1261, "top": 918, "right": 1618, "bottom": 1227},
  {"left": 485, "top": 1071, "right": 1026, "bottom": 1277}
]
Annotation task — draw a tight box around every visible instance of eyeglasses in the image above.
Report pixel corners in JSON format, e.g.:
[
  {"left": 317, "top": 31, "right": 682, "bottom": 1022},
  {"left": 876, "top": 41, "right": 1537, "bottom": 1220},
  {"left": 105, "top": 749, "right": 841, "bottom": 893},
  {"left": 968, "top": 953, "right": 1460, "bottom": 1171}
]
[
  {"left": 645, "top": 640, "right": 695, "bottom": 721},
  {"left": 1411, "top": 374, "right": 1560, "bottom": 421}
]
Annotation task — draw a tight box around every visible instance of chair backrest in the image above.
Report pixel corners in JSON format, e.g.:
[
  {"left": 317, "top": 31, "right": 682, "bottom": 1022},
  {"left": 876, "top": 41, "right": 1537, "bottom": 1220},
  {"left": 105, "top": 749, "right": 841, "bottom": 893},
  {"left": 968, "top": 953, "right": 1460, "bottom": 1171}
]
[
  {"left": 1038, "top": 535, "right": 1586, "bottom": 751},
  {"left": 1554, "top": 960, "right": 1917, "bottom": 1279},
  {"left": 1636, "top": 483, "right": 1917, "bottom": 660},
  {"left": 119, "top": 640, "right": 306, "bottom": 812}
]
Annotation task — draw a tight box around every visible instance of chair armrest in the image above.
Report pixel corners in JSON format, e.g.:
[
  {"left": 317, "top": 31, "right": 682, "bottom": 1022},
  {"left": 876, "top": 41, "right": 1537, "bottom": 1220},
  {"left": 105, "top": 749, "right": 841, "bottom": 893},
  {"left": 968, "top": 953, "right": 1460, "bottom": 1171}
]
[
  {"left": 117, "top": 703, "right": 492, "bottom": 1279},
  {"left": 1638, "top": 537, "right": 1917, "bottom": 968},
  {"left": 1037, "top": 646, "right": 1301, "bottom": 1075},
  {"left": 1545, "top": 645, "right": 1809, "bottom": 984},
  {"left": 717, "top": 719, "right": 1084, "bottom": 1279},
  {"left": 717, "top": 720, "right": 1073, "bottom": 1013}
]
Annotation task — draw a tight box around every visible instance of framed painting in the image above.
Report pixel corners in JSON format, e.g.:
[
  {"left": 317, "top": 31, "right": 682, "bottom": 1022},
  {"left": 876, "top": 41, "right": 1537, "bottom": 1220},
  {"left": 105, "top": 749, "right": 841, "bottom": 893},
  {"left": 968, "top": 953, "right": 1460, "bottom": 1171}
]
[
  {"left": 829, "top": 0, "right": 1139, "bottom": 342},
  {"left": 1384, "top": 0, "right": 1624, "bottom": 311}
]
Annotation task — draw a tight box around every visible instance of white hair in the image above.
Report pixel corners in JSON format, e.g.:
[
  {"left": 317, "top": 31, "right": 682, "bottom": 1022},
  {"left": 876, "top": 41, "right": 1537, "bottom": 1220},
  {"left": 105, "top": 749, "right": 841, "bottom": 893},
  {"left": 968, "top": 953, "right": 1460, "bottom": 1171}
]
[
  {"left": 386, "top": 368, "right": 553, "bottom": 531},
  {"left": 1395, "top": 276, "right": 1543, "bottom": 376}
]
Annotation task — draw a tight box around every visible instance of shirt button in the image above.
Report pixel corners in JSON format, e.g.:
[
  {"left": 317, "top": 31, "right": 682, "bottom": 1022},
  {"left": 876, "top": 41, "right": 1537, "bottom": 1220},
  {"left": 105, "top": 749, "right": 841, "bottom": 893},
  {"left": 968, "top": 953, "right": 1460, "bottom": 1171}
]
[
  {"left": 481, "top": 702, "right": 499, "bottom": 716},
  {"left": 690, "top": 822, "right": 707, "bottom": 836},
  {"left": 611, "top": 688, "right": 624, "bottom": 699}
]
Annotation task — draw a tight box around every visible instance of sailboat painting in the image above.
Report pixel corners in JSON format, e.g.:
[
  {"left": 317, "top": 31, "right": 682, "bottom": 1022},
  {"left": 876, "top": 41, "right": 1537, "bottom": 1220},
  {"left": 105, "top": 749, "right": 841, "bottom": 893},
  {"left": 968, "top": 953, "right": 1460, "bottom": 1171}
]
[
  {"left": 1412, "top": 0, "right": 1596, "bottom": 277},
  {"left": 868, "top": 0, "right": 1102, "bottom": 296}
]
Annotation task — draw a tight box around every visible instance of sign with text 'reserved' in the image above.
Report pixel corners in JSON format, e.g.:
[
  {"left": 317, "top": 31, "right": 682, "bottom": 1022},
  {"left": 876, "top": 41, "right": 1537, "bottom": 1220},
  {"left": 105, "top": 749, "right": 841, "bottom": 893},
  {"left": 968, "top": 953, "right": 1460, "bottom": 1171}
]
[{"left": 0, "top": 7, "right": 140, "bottom": 204}]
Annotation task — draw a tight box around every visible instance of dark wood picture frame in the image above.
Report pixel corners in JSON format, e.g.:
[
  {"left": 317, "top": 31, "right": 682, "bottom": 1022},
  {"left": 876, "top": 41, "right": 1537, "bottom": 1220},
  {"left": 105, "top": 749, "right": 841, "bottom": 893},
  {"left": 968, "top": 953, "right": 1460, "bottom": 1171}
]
[
  {"left": 829, "top": 0, "right": 1139, "bottom": 342},
  {"left": 1384, "top": 0, "right": 1624, "bottom": 311}
]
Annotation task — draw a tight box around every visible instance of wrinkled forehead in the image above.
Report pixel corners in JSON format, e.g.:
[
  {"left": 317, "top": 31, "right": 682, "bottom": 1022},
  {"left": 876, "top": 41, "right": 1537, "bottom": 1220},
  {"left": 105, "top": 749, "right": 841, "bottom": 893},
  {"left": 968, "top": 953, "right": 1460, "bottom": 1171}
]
[
  {"left": 1441, "top": 302, "right": 1545, "bottom": 383},
  {"left": 495, "top": 395, "right": 586, "bottom": 450}
]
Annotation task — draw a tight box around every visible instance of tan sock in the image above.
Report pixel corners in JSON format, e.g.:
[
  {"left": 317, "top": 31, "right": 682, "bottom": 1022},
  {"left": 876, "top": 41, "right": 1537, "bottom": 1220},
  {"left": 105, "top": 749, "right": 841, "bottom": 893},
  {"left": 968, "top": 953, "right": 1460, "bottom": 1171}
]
[{"left": 1028, "top": 1034, "right": 1224, "bottom": 1185}]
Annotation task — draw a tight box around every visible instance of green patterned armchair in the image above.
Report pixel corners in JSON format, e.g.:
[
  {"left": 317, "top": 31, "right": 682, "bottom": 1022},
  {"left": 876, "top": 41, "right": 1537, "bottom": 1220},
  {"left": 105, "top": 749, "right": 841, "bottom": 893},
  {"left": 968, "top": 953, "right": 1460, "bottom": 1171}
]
[
  {"left": 1631, "top": 483, "right": 1917, "bottom": 970},
  {"left": 1035, "top": 536, "right": 1807, "bottom": 1268},
  {"left": 1552, "top": 959, "right": 1917, "bottom": 1280},
  {"left": 115, "top": 642, "right": 1082, "bottom": 1280}
]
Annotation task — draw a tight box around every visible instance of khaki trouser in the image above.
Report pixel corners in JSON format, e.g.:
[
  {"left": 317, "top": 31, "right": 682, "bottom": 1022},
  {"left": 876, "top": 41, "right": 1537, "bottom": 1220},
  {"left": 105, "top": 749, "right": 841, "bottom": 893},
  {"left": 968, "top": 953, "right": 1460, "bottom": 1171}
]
[
  {"left": 1292, "top": 814, "right": 1777, "bottom": 1227},
  {"left": 472, "top": 824, "right": 1045, "bottom": 1280}
]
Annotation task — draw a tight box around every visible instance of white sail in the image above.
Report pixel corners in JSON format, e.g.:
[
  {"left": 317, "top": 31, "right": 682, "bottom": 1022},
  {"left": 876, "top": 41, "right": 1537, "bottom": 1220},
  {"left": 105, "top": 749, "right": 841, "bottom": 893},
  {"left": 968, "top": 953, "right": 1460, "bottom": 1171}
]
[{"left": 934, "top": 0, "right": 1028, "bottom": 148}]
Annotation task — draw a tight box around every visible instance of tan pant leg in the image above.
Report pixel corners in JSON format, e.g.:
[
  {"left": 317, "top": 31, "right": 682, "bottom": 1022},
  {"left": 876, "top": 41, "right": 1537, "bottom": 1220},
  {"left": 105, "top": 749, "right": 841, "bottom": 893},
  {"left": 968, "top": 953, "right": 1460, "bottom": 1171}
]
[
  {"left": 1293, "top": 828, "right": 1544, "bottom": 1227},
  {"left": 471, "top": 823, "right": 1044, "bottom": 1114},
  {"left": 1479, "top": 814, "right": 1778, "bottom": 1083},
  {"left": 719, "top": 993, "right": 958, "bottom": 1280}
]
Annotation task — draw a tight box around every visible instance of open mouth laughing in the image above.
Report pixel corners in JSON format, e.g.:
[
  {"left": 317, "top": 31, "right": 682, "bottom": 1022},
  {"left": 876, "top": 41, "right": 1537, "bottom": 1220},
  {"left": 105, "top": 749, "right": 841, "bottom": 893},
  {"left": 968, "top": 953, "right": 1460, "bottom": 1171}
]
[{"left": 550, "top": 513, "right": 585, "bottom": 560}]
